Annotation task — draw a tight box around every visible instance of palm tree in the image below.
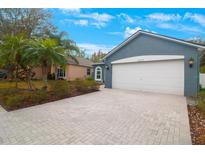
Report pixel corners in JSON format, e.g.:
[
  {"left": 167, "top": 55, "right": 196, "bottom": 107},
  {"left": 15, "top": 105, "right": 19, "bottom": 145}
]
[
  {"left": 26, "top": 38, "right": 67, "bottom": 89},
  {"left": 20, "top": 46, "right": 37, "bottom": 90},
  {"left": 47, "top": 31, "right": 80, "bottom": 61},
  {"left": 0, "top": 35, "right": 27, "bottom": 88}
]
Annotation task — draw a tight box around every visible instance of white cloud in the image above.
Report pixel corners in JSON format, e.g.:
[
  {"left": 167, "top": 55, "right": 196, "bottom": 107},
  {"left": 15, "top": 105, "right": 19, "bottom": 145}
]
[
  {"left": 77, "top": 43, "right": 114, "bottom": 55},
  {"left": 61, "top": 19, "right": 88, "bottom": 26},
  {"left": 60, "top": 9, "right": 114, "bottom": 28},
  {"left": 79, "top": 13, "right": 114, "bottom": 22},
  {"left": 157, "top": 23, "right": 205, "bottom": 34},
  {"left": 117, "top": 13, "right": 135, "bottom": 24},
  {"left": 91, "top": 22, "right": 106, "bottom": 28},
  {"left": 73, "top": 20, "right": 88, "bottom": 26},
  {"left": 157, "top": 23, "right": 174, "bottom": 29},
  {"left": 147, "top": 13, "right": 181, "bottom": 21},
  {"left": 78, "top": 12, "right": 114, "bottom": 28},
  {"left": 124, "top": 27, "right": 156, "bottom": 38},
  {"left": 184, "top": 12, "right": 205, "bottom": 26},
  {"left": 107, "top": 31, "right": 123, "bottom": 36},
  {"left": 60, "top": 8, "right": 81, "bottom": 14},
  {"left": 124, "top": 26, "right": 142, "bottom": 38}
]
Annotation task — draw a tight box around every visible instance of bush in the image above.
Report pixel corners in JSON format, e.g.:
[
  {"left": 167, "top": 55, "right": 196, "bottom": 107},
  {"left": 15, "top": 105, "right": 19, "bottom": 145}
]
[
  {"left": 86, "top": 76, "right": 94, "bottom": 80},
  {"left": 47, "top": 73, "right": 55, "bottom": 80},
  {"left": 199, "top": 84, "right": 205, "bottom": 92},
  {"left": 50, "top": 80, "right": 69, "bottom": 98},
  {"left": 0, "top": 88, "right": 19, "bottom": 95},
  {"left": 3, "top": 95, "right": 25, "bottom": 109},
  {"left": 30, "top": 89, "right": 47, "bottom": 103},
  {"left": 197, "top": 92, "right": 205, "bottom": 113},
  {"left": 1, "top": 89, "right": 48, "bottom": 110},
  {"left": 197, "top": 100, "right": 205, "bottom": 113},
  {"left": 0, "top": 80, "right": 99, "bottom": 111},
  {"left": 72, "top": 78, "right": 99, "bottom": 93},
  {"left": 201, "top": 66, "right": 205, "bottom": 73}
]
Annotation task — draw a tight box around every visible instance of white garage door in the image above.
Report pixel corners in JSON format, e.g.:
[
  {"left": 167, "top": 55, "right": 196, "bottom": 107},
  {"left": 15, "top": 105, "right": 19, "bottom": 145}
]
[{"left": 112, "top": 57, "right": 184, "bottom": 95}]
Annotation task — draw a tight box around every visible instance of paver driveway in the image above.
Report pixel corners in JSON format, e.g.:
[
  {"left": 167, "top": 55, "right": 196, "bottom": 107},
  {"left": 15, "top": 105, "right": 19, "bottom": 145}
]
[{"left": 0, "top": 88, "right": 191, "bottom": 144}]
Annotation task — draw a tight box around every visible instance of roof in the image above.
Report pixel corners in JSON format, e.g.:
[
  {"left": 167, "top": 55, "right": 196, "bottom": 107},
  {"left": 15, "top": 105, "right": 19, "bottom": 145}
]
[
  {"left": 92, "top": 62, "right": 105, "bottom": 65},
  {"left": 67, "top": 57, "right": 93, "bottom": 67},
  {"left": 103, "top": 30, "right": 205, "bottom": 60},
  {"left": 111, "top": 55, "right": 184, "bottom": 64}
]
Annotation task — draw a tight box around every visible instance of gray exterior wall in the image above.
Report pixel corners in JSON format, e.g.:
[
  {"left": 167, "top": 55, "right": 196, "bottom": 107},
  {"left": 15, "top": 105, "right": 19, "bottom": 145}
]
[{"left": 101, "top": 33, "right": 200, "bottom": 96}]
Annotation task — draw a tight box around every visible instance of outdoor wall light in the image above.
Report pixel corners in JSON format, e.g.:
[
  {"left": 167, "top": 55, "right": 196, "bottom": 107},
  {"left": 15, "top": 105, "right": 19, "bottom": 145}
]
[
  {"left": 189, "top": 57, "right": 194, "bottom": 68},
  {"left": 105, "top": 65, "right": 109, "bottom": 70}
]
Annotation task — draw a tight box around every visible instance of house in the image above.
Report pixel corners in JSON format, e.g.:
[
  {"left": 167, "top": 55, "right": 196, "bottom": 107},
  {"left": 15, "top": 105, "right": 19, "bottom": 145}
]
[
  {"left": 33, "top": 57, "right": 93, "bottom": 80},
  {"left": 93, "top": 30, "right": 205, "bottom": 96}
]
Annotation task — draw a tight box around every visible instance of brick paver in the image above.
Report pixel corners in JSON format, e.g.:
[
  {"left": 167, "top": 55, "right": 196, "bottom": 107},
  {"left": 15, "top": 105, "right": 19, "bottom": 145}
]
[
  {"left": 0, "top": 106, "right": 5, "bottom": 112},
  {"left": 0, "top": 88, "right": 191, "bottom": 144}
]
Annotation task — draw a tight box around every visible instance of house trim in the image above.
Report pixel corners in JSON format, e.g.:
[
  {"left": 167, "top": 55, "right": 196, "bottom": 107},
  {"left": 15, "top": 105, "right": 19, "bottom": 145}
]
[{"left": 111, "top": 55, "right": 185, "bottom": 64}]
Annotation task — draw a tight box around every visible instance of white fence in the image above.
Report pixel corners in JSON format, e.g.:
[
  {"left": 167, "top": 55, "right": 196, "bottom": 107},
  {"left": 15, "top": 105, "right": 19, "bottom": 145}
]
[{"left": 200, "top": 73, "right": 205, "bottom": 88}]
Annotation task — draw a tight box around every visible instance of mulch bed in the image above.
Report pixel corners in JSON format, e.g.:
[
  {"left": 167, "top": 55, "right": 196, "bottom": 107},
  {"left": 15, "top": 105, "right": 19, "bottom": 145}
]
[{"left": 188, "top": 105, "right": 205, "bottom": 145}]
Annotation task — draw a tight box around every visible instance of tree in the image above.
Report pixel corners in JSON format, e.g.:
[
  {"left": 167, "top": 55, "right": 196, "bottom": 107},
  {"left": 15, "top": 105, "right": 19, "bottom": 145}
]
[
  {"left": 0, "top": 34, "right": 28, "bottom": 88},
  {"left": 0, "top": 9, "right": 81, "bottom": 90},
  {"left": 0, "top": 8, "right": 56, "bottom": 39},
  {"left": 75, "top": 49, "right": 86, "bottom": 58},
  {"left": 46, "top": 31, "right": 80, "bottom": 55},
  {"left": 45, "top": 31, "right": 82, "bottom": 63},
  {"left": 25, "top": 38, "right": 67, "bottom": 89},
  {"left": 91, "top": 50, "right": 107, "bottom": 62},
  {"left": 189, "top": 38, "right": 205, "bottom": 67}
]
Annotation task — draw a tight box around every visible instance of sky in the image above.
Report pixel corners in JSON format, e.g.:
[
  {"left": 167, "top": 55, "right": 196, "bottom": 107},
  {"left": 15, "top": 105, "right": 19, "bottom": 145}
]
[{"left": 50, "top": 8, "right": 205, "bottom": 56}]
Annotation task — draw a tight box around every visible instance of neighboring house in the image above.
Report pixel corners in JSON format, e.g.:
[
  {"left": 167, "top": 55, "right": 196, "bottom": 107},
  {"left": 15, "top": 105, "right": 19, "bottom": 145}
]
[
  {"left": 93, "top": 30, "right": 205, "bottom": 96},
  {"left": 33, "top": 57, "right": 93, "bottom": 80}
]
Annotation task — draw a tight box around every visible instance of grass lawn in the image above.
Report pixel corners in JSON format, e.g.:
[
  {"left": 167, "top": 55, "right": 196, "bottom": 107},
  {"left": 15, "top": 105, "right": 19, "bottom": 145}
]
[{"left": 0, "top": 79, "right": 100, "bottom": 111}]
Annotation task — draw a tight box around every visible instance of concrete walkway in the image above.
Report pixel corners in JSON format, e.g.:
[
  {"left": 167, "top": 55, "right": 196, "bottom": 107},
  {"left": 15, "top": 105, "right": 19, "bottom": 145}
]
[{"left": 0, "top": 88, "right": 191, "bottom": 144}]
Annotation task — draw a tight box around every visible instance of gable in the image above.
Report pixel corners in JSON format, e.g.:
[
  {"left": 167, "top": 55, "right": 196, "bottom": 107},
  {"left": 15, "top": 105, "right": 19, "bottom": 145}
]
[{"left": 104, "top": 31, "right": 205, "bottom": 61}]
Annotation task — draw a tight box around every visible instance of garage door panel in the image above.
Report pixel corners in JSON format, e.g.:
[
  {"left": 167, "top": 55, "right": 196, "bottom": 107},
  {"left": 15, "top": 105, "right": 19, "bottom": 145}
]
[{"left": 112, "top": 60, "right": 184, "bottom": 95}]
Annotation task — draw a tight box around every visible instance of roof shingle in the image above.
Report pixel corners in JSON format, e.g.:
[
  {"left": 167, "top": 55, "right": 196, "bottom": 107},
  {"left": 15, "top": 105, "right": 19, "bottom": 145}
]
[{"left": 67, "top": 57, "right": 93, "bottom": 67}]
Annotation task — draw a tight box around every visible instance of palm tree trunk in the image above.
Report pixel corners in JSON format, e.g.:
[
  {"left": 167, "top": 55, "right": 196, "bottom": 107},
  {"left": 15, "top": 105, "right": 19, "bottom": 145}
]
[
  {"left": 27, "top": 68, "right": 33, "bottom": 90},
  {"left": 42, "top": 65, "right": 48, "bottom": 90},
  {"left": 44, "top": 66, "right": 48, "bottom": 88},
  {"left": 15, "top": 65, "right": 18, "bottom": 88}
]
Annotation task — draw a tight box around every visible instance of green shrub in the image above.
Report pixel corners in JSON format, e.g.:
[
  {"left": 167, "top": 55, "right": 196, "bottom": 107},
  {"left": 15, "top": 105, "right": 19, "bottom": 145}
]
[
  {"left": 199, "top": 84, "right": 205, "bottom": 92},
  {"left": 72, "top": 78, "right": 99, "bottom": 93},
  {"left": 3, "top": 94, "right": 25, "bottom": 109},
  {"left": 201, "top": 66, "right": 205, "bottom": 73},
  {"left": 197, "top": 100, "right": 205, "bottom": 113},
  {"left": 86, "top": 76, "right": 94, "bottom": 80},
  {"left": 0, "top": 79, "right": 99, "bottom": 111},
  {"left": 0, "top": 88, "right": 19, "bottom": 95},
  {"left": 1, "top": 89, "right": 48, "bottom": 110},
  {"left": 47, "top": 73, "right": 55, "bottom": 80},
  {"left": 30, "top": 89, "right": 47, "bottom": 103},
  {"left": 50, "top": 80, "right": 69, "bottom": 98},
  {"left": 197, "top": 92, "right": 205, "bottom": 113}
]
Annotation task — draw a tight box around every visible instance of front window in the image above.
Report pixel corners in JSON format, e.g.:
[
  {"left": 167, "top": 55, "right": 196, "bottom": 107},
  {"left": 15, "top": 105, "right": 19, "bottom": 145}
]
[
  {"left": 87, "top": 68, "right": 91, "bottom": 76},
  {"left": 57, "top": 68, "right": 65, "bottom": 78}
]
